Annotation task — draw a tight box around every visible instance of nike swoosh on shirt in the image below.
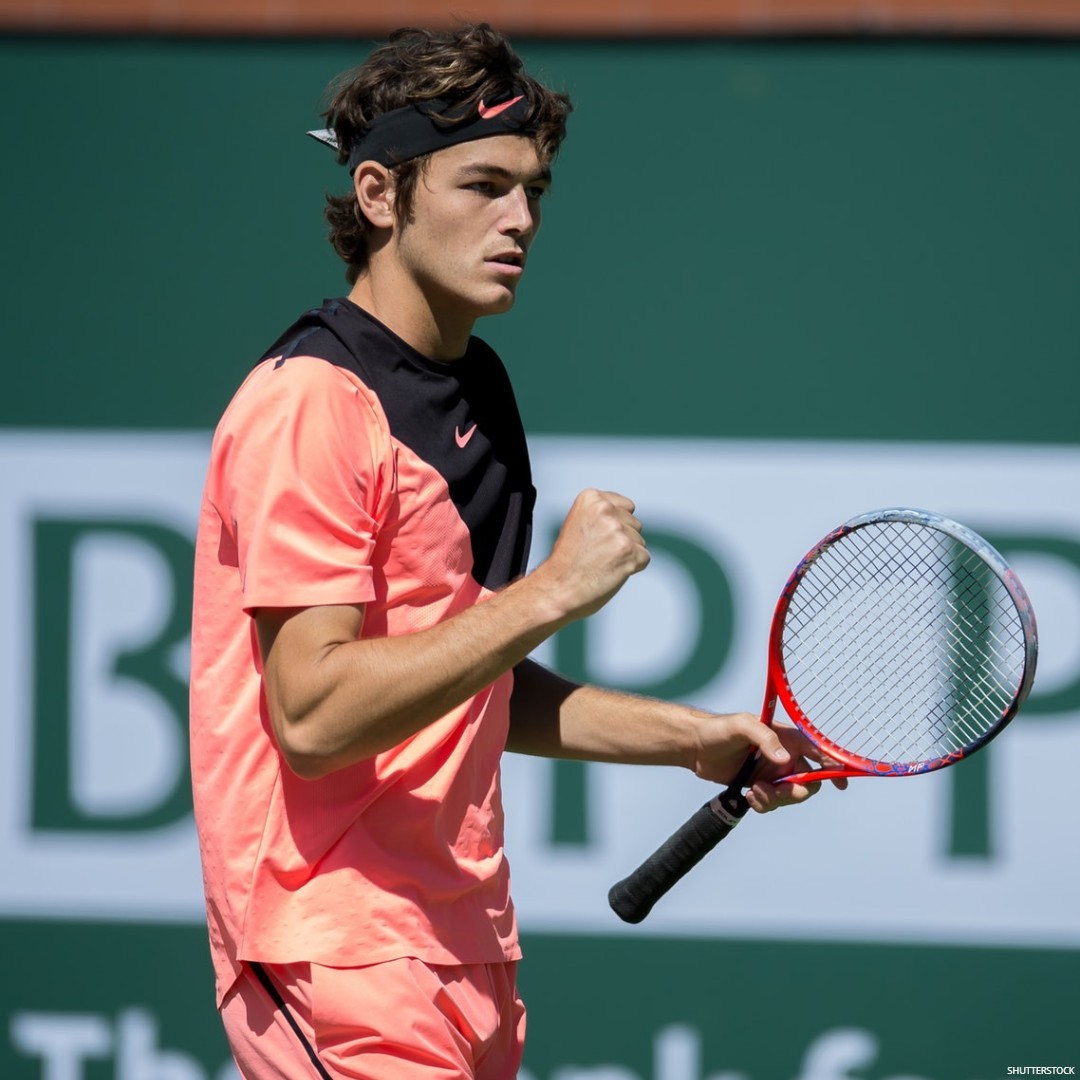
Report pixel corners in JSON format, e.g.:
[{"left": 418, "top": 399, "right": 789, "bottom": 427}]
[
  {"left": 455, "top": 424, "right": 478, "bottom": 448},
  {"left": 478, "top": 95, "right": 524, "bottom": 120}
]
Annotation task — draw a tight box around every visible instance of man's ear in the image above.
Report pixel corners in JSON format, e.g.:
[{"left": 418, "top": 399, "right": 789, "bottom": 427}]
[{"left": 354, "top": 161, "right": 395, "bottom": 229}]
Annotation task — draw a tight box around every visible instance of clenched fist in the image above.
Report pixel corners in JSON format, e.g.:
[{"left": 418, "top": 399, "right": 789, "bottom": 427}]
[{"left": 536, "top": 489, "right": 651, "bottom": 623}]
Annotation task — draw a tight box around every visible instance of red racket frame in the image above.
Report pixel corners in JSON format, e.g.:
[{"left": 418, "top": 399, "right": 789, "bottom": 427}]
[{"left": 761, "top": 508, "right": 1038, "bottom": 786}]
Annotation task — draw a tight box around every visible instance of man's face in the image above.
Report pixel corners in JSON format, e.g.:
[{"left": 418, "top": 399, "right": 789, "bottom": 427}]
[{"left": 392, "top": 135, "right": 551, "bottom": 325}]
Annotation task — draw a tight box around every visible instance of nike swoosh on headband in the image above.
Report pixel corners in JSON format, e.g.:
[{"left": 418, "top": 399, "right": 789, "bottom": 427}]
[{"left": 478, "top": 95, "right": 524, "bottom": 120}]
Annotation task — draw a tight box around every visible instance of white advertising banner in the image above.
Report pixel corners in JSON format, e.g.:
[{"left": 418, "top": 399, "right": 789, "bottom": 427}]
[{"left": 1, "top": 432, "right": 1077, "bottom": 948}]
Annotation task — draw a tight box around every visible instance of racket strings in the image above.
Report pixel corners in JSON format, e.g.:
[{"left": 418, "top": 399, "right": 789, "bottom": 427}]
[
  {"left": 808, "top": 535, "right": 1019, "bottom": 761},
  {"left": 780, "top": 522, "right": 1026, "bottom": 767}
]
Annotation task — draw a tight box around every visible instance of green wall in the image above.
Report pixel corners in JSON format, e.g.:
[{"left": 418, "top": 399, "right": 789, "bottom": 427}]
[{"left": 4, "top": 37, "right": 1078, "bottom": 439}]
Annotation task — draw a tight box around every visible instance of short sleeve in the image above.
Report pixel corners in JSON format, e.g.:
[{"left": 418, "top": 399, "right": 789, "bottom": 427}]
[{"left": 206, "top": 355, "right": 390, "bottom": 613}]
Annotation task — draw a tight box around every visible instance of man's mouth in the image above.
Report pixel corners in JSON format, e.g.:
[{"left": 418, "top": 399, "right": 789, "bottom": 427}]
[{"left": 487, "top": 250, "right": 525, "bottom": 272}]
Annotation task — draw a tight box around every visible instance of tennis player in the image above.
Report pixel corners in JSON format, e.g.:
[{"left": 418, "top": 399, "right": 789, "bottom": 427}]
[{"left": 190, "top": 23, "right": 837, "bottom": 1080}]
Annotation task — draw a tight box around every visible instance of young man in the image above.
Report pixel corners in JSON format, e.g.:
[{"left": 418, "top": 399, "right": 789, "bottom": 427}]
[{"left": 190, "top": 23, "right": 839, "bottom": 1080}]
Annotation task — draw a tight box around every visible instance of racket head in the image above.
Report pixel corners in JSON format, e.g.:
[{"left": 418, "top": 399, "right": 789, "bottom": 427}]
[{"left": 769, "top": 507, "right": 1037, "bottom": 782}]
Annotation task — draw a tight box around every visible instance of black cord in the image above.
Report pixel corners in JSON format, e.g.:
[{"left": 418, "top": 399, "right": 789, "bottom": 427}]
[{"left": 248, "top": 961, "right": 334, "bottom": 1080}]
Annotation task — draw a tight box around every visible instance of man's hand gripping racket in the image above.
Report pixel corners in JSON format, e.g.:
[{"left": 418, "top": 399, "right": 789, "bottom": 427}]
[{"left": 608, "top": 508, "right": 1038, "bottom": 924}]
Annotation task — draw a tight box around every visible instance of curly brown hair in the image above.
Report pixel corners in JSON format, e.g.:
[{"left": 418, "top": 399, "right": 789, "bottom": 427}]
[{"left": 321, "top": 23, "right": 572, "bottom": 285}]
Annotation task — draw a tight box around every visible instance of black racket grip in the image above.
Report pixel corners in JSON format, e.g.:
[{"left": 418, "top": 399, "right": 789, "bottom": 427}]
[{"left": 608, "top": 786, "right": 749, "bottom": 924}]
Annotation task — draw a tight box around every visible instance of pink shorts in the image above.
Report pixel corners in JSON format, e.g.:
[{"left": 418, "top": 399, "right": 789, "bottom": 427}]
[{"left": 221, "top": 957, "right": 526, "bottom": 1080}]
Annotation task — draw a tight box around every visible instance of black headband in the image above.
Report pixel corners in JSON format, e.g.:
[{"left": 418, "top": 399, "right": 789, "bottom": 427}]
[{"left": 307, "top": 89, "right": 535, "bottom": 174}]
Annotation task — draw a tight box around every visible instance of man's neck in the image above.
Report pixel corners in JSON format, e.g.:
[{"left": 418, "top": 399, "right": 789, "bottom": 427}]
[{"left": 348, "top": 271, "right": 473, "bottom": 363}]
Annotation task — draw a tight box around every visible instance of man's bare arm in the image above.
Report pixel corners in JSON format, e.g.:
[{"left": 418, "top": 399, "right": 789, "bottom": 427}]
[
  {"left": 256, "top": 489, "right": 647, "bottom": 779},
  {"left": 507, "top": 658, "right": 846, "bottom": 812}
]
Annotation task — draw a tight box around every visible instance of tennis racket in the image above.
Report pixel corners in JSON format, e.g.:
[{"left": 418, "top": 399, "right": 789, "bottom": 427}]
[{"left": 608, "top": 507, "right": 1038, "bottom": 924}]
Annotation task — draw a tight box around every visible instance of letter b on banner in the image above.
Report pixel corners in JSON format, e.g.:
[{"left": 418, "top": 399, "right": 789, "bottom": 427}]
[{"left": 32, "top": 517, "right": 194, "bottom": 834}]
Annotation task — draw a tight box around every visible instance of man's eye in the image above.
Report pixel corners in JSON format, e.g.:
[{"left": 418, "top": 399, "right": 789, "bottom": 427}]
[{"left": 526, "top": 185, "right": 548, "bottom": 201}]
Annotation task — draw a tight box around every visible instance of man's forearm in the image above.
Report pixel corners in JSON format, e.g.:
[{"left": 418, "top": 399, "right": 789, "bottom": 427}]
[
  {"left": 259, "top": 571, "right": 571, "bottom": 778},
  {"left": 506, "top": 657, "right": 699, "bottom": 769}
]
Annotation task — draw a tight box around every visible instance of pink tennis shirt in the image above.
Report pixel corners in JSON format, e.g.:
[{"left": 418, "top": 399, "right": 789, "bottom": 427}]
[{"left": 190, "top": 299, "right": 536, "bottom": 1005}]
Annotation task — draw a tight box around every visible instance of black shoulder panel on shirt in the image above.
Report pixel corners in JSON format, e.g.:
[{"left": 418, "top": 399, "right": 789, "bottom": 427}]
[{"left": 259, "top": 298, "right": 535, "bottom": 590}]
